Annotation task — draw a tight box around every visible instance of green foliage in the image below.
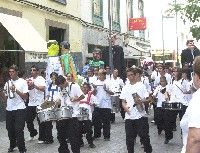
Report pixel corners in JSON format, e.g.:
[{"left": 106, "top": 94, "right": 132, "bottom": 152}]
[{"left": 168, "top": 0, "right": 200, "bottom": 40}]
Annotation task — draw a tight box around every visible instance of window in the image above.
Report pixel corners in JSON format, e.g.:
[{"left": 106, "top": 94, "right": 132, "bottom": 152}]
[
  {"left": 52, "top": 0, "right": 67, "bottom": 5},
  {"left": 112, "top": 0, "right": 120, "bottom": 32},
  {"left": 92, "top": 0, "right": 103, "bottom": 26},
  {"left": 138, "top": 0, "right": 145, "bottom": 38},
  {"left": 127, "top": 0, "right": 134, "bottom": 36}
]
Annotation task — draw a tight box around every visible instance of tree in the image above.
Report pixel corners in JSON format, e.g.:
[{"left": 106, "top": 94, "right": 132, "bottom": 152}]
[{"left": 168, "top": 0, "right": 200, "bottom": 40}]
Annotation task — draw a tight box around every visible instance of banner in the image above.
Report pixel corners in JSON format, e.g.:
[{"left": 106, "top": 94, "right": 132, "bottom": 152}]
[{"left": 129, "top": 17, "right": 146, "bottom": 30}]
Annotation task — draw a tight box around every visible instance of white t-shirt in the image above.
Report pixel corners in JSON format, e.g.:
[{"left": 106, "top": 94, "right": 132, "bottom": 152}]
[
  {"left": 60, "top": 82, "right": 84, "bottom": 117},
  {"left": 4, "top": 78, "right": 28, "bottom": 111},
  {"left": 109, "top": 77, "right": 124, "bottom": 94},
  {"left": 79, "top": 93, "right": 99, "bottom": 120},
  {"left": 167, "top": 80, "right": 188, "bottom": 105},
  {"left": 153, "top": 85, "right": 168, "bottom": 108},
  {"left": 46, "top": 84, "right": 60, "bottom": 101},
  {"left": 94, "top": 79, "right": 112, "bottom": 109},
  {"left": 141, "top": 76, "right": 151, "bottom": 93},
  {"left": 120, "top": 81, "right": 149, "bottom": 120},
  {"left": 180, "top": 88, "right": 200, "bottom": 153},
  {"left": 28, "top": 76, "right": 46, "bottom": 106}
]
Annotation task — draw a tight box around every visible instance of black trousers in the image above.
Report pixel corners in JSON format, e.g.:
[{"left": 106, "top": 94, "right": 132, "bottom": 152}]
[
  {"left": 93, "top": 108, "right": 111, "bottom": 139},
  {"left": 6, "top": 110, "right": 26, "bottom": 152},
  {"left": 163, "top": 109, "right": 177, "bottom": 140},
  {"left": 79, "top": 120, "right": 93, "bottom": 145},
  {"left": 26, "top": 106, "right": 49, "bottom": 141},
  {"left": 40, "top": 121, "right": 53, "bottom": 142},
  {"left": 125, "top": 117, "right": 152, "bottom": 153},
  {"left": 155, "top": 107, "right": 165, "bottom": 132},
  {"left": 26, "top": 106, "right": 38, "bottom": 137},
  {"left": 56, "top": 118, "right": 80, "bottom": 153}
]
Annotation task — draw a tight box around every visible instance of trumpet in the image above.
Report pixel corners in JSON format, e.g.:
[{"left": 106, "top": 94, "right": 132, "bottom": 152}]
[{"left": 6, "top": 80, "right": 15, "bottom": 99}]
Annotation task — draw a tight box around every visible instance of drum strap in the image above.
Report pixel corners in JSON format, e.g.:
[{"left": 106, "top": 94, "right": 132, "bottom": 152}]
[{"left": 175, "top": 84, "right": 184, "bottom": 93}]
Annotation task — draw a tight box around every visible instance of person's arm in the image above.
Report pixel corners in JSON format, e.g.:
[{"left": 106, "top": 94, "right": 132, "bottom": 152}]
[
  {"left": 186, "top": 127, "right": 200, "bottom": 153},
  {"left": 181, "top": 50, "right": 185, "bottom": 67},
  {"left": 34, "top": 84, "right": 45, "bottom": 92}
]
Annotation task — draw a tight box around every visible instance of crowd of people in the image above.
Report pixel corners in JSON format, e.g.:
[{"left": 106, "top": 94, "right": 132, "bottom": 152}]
[{"left": 1, "top": 39, "right": 200, "bottom": 153}]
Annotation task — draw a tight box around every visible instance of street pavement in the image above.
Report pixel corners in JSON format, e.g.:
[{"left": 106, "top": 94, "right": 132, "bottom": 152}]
[{"left": 0, "top": 110, "right": 182, "bottom": 153}]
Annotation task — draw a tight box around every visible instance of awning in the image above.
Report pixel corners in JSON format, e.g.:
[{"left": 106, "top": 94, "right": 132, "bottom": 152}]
[
  {"left": 0, "top": 13, "right": 47, "bottom": 52},
  {"left": 123, "top": 45, "right": 150, "bottom": 59}
]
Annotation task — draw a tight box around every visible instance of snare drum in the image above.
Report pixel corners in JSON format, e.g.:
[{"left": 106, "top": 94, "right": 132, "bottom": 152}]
[
  {"left": 55, "top": 106, "right": 73, "bottom": 120},
  {"left": 162, "top": 102, "right": 183, "bottom": 111},
  {"left": 78, "top": 107, "right": 89, "bottom": 121},
  {"left": 111, "top": 95, "right": 120, "bottom": 113},
  {"left": 38, "top": 108, "right": 56, "bottom": 123}
]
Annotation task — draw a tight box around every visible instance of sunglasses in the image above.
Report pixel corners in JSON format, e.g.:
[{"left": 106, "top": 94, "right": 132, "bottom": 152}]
[{"left": 9, "top": 71, "right": 15, "bottom": 73}]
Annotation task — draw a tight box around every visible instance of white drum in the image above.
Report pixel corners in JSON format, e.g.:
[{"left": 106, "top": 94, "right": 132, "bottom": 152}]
[
  {"left": 77, "top": 107, "right": 89, "bottom": 121},
  {"left": 55, "top": 106, "right": 73, "bottom": 120},
  {"left": 37, "top": 108, "right": 56, "bottom": 123}
]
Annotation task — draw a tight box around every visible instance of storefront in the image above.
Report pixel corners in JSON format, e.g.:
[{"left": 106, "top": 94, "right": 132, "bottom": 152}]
[{"left": 0, "top": 13, "right": 47, "bottom": 120}]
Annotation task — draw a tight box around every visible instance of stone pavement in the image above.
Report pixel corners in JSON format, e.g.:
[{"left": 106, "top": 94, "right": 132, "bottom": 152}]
[{"left": 0, "top": 111, "right": 182, "bottom": 153}]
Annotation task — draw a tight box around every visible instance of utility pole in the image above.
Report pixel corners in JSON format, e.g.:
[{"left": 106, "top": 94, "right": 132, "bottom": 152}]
[
  {"left": 162, "top": 13, "right": 165, "bottom": 64},
  {"left": 108, "top": 0, "right": 113, "bottom": 72},
  {"left": 175, "top": 0, "right": 179, "bottom": 67}
]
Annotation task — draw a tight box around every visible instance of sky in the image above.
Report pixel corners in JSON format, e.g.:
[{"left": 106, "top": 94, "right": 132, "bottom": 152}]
[{"left": 144, "top": 0, "right": 188, "bottom": 50}]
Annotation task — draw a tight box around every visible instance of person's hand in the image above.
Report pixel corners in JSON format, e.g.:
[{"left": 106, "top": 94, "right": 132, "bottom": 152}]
[
  {"left": 70, "top": 96, "right": 79, "bottom": 102},
  {"left": 10, "top": 84, "right": 16, "bottom": 92}
]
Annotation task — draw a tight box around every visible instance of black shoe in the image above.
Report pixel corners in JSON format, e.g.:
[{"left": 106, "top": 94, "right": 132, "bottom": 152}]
[
  {"left": 80, "top": 143, "right": 84, "bottom": 147},
  {"left": 173, "top": 127, "right": 177, "bottom": 131},
  {"left": 8, "top": 145, "right": 16, "bottom": 152},
  {"left": 45, "top": 140, "right": 54, "bottom": 144},
  {"left": 19, "top": 149, "right": 27, "bottom": 153},
  {"left": 89, "top": 143, "right": 96, "bottom": 148},
  {"left": 93, "top": 136, "right": 100, "bottom": 140},
  {"left": 164, "top": 139, "right": 169, "bottom": 144},
  {"left": 104, "top": 138, "right": 110, "bottom": 141},
  {"left": 66, "top": 139, "right": 70, "bottom": 143},
  {"left": 158, "top": 130, "right": 162, "bottom": 135}
]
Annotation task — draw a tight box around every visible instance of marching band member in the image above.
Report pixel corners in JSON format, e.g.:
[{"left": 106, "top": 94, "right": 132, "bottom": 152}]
[
  {"left": 40, "top": 72, "right": 60, "bottom": 144},
  {"left": 180, "top": 56, "right": 200, "bottom": 153},
  {"left": 109, "top": 69, "right": 124, "bottom": 122},
  {"left": 153, "top": 76, "right": 172, "bottom": 143},
  {"left": 120, "top": 67, "right": 152, "bottom": 153},
  {"left": 4, "top": 65, "right": 28, "bottom": 153},
  {"left": 26, "top": 65, "right": 46, "bottom": 143},
  {"left": 93, "top": 69, "right": 113, "bottom": 141},
  {"left": 79, "top": 82, "right": 97, "bottom": 148},
  {"left": 55, "top": 75, "right": 84, "bottom": 153}
]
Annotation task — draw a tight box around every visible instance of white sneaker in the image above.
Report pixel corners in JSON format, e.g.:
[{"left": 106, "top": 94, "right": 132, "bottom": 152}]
[
  {"left": 28, "top": 137, "right": 34, "bottom": 141},
  {"left": 151, "top": 120, "right": 155, "bottom": 123},
  {"left": 38, "top": 140, "right": 44, "bottom": 144}
]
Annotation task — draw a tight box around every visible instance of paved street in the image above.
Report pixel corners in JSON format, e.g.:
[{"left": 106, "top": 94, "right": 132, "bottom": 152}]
[{"left": 0, "top": 111, "right": 182, "bottom": 153}]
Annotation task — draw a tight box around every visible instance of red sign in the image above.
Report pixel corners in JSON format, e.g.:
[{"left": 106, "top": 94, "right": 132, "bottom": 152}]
[{"left": 129, "top": 17, "right": 146, "bottom": 30}]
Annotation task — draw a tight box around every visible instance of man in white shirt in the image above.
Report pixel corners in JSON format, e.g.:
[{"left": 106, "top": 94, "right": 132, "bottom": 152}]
[
  {"left": 120, "top": 67, "right": 152, "bottom": 153},
  {"left": 93, "top": 69, "right": 113, "bottom": 141},
  {"left": 55, "top": 75, "right": 84, "bottom": 153},
  {"left": 26, "top": 65, "right": 46, "bottom": 143},
  {"left": 109, "top": 69, "right": 124, "bottom": 122},
  {"left": 4, "top": 65, "right": 28, "bottom": 153}
]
